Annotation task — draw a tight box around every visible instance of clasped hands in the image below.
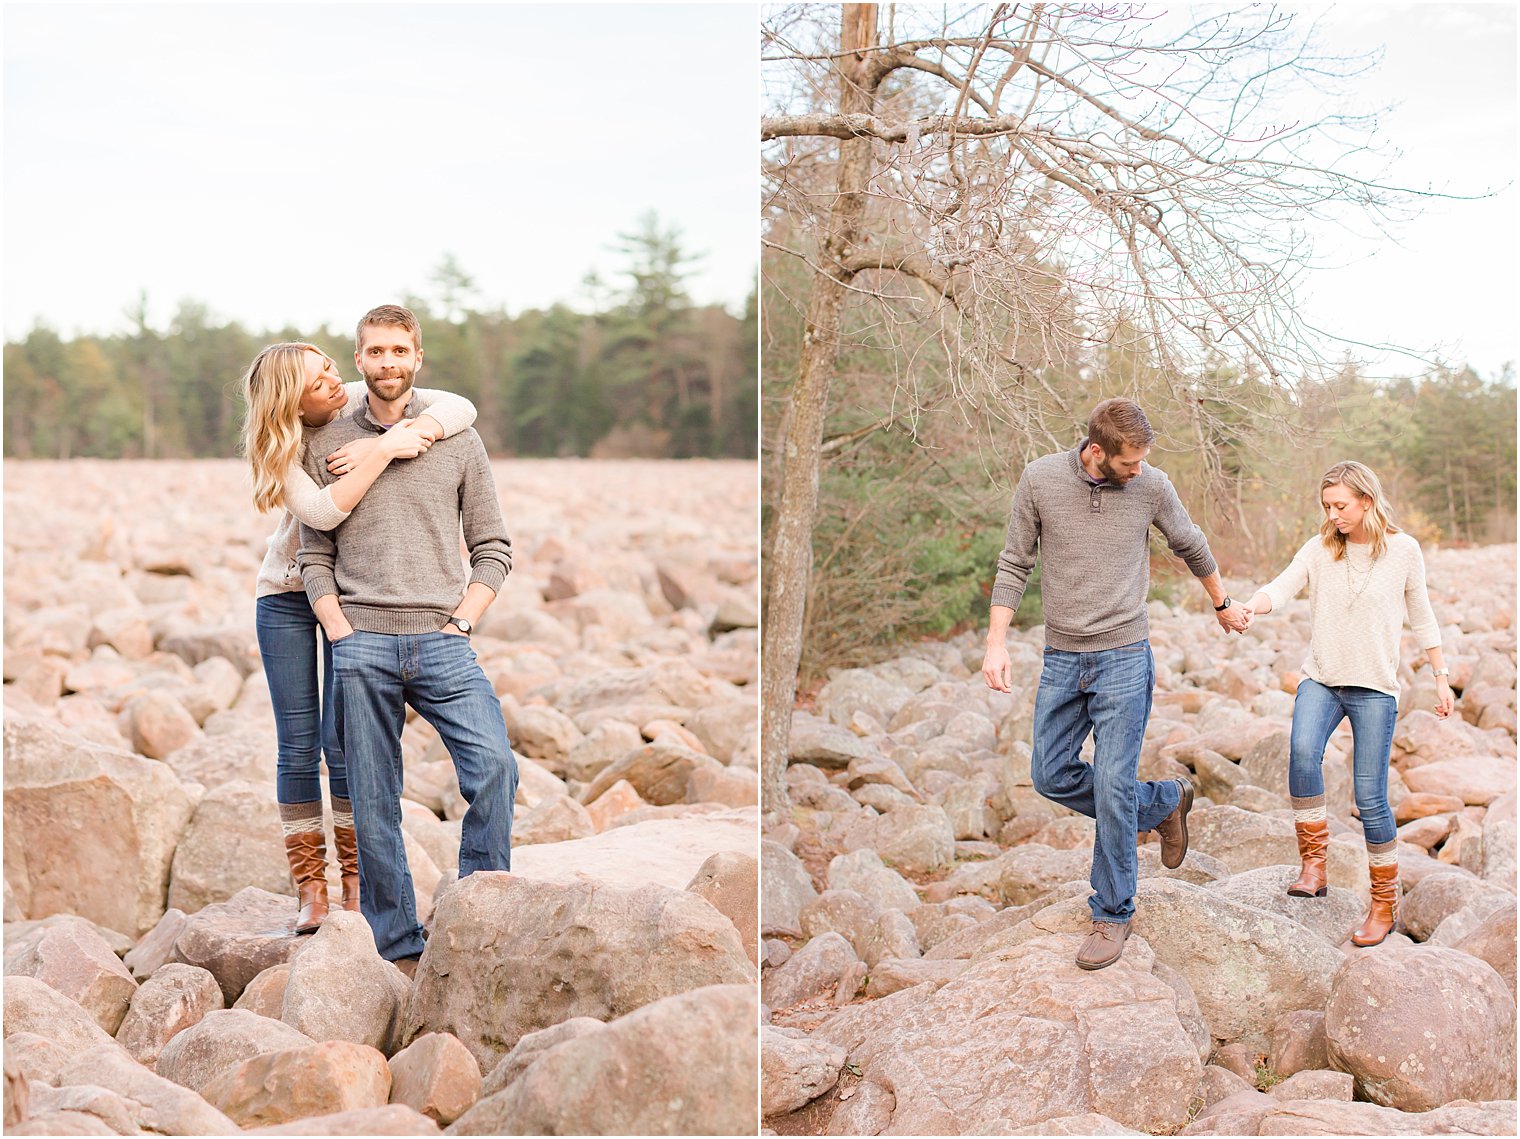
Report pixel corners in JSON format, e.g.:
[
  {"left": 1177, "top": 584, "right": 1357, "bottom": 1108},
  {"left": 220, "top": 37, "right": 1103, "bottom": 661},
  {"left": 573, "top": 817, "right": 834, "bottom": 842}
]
[{"left": 326, "top": 418, "right": 436, "bottom": 475}]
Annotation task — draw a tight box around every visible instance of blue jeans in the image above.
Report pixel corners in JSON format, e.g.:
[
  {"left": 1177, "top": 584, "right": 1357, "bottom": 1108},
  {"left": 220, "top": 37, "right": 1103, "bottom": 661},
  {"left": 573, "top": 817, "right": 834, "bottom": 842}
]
[
  {"left": 332, "top": 630, "right": 518, "bottom": 960},
  {"left": 1288, "top": 678, "right": 1398, "bottom": 845},
  {"left": 254, "top": 592, "right": 348, "bottom": 803},
  {"left": 1031, "top": 641, "right": 1179, "bottom": 924}
]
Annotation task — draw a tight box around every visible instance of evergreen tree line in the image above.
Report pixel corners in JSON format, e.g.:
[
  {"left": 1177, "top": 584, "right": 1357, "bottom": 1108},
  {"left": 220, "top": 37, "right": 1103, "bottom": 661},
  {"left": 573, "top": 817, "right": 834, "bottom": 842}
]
[
  {"left": 761, "top": 240, "right": 1518, "bottom": 679},
  {"left": 4, "top": 217, "right": 758, "bottom": 462}
]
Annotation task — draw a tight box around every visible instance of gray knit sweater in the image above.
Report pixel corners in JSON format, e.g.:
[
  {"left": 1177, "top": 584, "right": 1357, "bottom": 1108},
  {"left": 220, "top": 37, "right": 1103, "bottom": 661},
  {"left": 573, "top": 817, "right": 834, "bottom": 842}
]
[
  {"left": 297, "top": 396, "right": 512, "bottom": 634},
  {"left": 991, "top": 441, "right": 1217, "bottom": 651}
]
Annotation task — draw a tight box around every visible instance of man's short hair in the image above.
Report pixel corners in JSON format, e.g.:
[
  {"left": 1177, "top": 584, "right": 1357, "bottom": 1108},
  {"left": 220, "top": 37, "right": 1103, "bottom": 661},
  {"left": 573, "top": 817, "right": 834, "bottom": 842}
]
[
  {"left": 1088, "top": 398, "right": 1155, "bottom": 455},
  {"left": 356, "top": 304, "right": 422, "bottom": 352}
]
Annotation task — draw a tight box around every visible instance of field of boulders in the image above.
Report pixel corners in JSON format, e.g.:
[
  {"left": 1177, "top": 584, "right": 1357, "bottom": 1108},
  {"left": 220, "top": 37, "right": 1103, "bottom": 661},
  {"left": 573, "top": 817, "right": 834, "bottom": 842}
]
[
  {"left": 762, "top": 544, "right": 1517, "bottom": 1136},
  {"left": 3, "top": 458, "right": 761, "bottom": 1136}
]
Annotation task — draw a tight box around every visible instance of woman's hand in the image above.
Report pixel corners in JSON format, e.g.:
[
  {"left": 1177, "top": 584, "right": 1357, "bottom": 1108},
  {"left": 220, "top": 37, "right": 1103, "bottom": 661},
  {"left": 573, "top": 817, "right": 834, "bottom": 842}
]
[
  {"left": 1434, "top": 678, "right": 1455, "bottom": 720},
  {"left": 379, "top": 418, "right": 433, "bottom": 460},
  {"left": 327, "top": 436, "right": 381, "bottom": 476}
]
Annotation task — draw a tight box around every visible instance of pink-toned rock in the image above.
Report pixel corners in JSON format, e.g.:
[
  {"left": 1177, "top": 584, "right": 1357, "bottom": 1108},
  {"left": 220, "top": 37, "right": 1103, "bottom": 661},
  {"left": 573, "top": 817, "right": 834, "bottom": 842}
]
[
  {"left": 119, "top": 690, "right": 201, "bottom": 759},
  {"left": 687, "top": 763, "right": 761, "bottom": 807},
  {"left": 53, "top": 1041, "right": 239, "bottom": 1134},
  {"left": 811, "top": 934, "right": 1204, "bottom": 1134},
  {"left": 1325, "top": 945, "right": 1516, "bottom": 1110},
  {"left": 580, "top": 741, "right": 725, "bottom": 806},
  {"left": 686, "top": 849, "right": 760, "bottom": 967},
  {"left": 3, "top": 917, "right": 138, "bottom": 1034},
  {"left": 154, "top": 1007, "right": 313, "bottom": 1095},
  {"left": 4, "top": 716, "right": 195, "bottom": 937},
  {"left": 1395, "top": 813, "right": 1452, "bottom": 849},
  {"left": 762, "top": 932, "right": 859, "bottom": 1010},
  {"left": 1452, "top": 902, "right": 1517, "bottom": 1000},
  {"left": 479, "top": 1018, "right": 607, "bottom": 1097},
  {"left": 4, "top": 1032, "right": 72, "bottom": 1088},
  {"left": 2, "top": 977, "right": 115, "bottom": 1058},
  {"left": 89, "top": 609, "right": 155, "bottom": 660},
  {"left": 200, "top": 1039, "right": 391, "bottom": 1128},
  {"left": 643, "top": 718, "right": 707, "bottom": 752},
  {"left": 115, "top": 963, "right": 225, "bottom": 1067},
  {"left": 513, "top": 793, "right": 596, "bottom": 846},
  {"left": 1246, "top": 1097, "right": 1519, "bottom": 1135},
  {"left": 584, "top": 778, "right": 647, "bottom": 831},
  {"left": 169, "top": 887, "right": 304, "bottom": 1004},
  {"left": 449, "top": 984, "right": 757, "bottom": 1136},
  {"left": 1266, "top": 1009, "right": 1328, "bottom": 1077},
  {"left": 1400, "top": 872, "right": 1514, "bottom": 941},
  {"left": 122, "top": 908, "right": 189, "bottom": 980},
  {"left": 1401, "top": 757, "right": 1515, "bottom": 805},
  {"left": 405, "top": 871, "right": 752, "bottom": 1073},
  {"left": 1268, "top": 1069, "right": 1353, "bottom": 1101},
  {"left": 761, "top": 1025, "right": 847, "bottom": 1115},
  {"left": 386, "top": 1032, "right": 481, "bottom": 1126},
  {"left": 1393, "top": 791, "right": 1467, "bottom": 823},
  {"left": 280, "top": 911, "right": 409, "bottom": 1054},
  {"left": 564, "top": 721, "right": 643, "bottom": 784},
  {"left": 233, "top": 963, "right": 291, "bottom": 1018},
  {"left": 244, "top": 1104, "right": 441, "bottom": 1135},
  {"left": 167, "top": 780, "right": 290, "bottom": 914}
]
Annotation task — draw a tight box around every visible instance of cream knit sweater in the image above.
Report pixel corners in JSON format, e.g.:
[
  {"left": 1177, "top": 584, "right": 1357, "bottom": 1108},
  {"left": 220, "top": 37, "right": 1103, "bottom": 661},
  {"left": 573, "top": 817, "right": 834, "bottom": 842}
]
[
  {"left": 254, "top": 382, "right": 475, "bottom": 598},
  {"left": 1260, "top": 531, "right": 1442, "bottom": 697}
]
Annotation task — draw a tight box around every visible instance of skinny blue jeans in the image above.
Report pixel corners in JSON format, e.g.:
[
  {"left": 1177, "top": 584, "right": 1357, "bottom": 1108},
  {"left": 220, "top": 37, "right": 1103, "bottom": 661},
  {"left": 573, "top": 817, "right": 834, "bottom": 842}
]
[
  {"left": 1031, "top": 641, "right": 1180, "bottom": 924},
  {"left": 332, "top": 630, "right": 518, "bottom": 961},
  {"left": 254, "top": 591, "right": 348, "bottom": 803},
  {"left": 1288, "top": 678, "right": 1398, "bottom": 845}
]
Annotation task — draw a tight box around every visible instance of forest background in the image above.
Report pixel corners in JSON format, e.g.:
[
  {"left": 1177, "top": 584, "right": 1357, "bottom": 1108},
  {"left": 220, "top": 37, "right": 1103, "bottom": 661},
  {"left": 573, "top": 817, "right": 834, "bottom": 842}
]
[
  {"left": 5, "top": 214, "right": 758, "bottom": 464},
  {"left": 760, "top": 4, "right": 1517, "bottom": 689}
]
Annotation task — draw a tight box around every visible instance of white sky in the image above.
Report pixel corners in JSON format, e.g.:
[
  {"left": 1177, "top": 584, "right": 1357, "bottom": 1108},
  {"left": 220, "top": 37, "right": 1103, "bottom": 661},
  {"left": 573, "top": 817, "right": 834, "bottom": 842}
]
[
  {"left": 3, "top": 3, "right": 759, "bottom": 340},
  {"left": 763, "top": 2, "right": 1517, "bottom": 384},
  {"left": 1275, "top": 2, "right": 1517, "bottom": 382}
]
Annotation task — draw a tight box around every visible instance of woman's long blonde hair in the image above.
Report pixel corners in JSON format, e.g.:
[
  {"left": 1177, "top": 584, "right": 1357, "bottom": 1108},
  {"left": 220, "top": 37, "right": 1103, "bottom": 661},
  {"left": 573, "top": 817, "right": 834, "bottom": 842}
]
[
  {"left": 1319, "top": 460, "right": 1400, "bottom": 561},
  {"left": 240, "top": 342, "right": 326, "bottom": 514}
]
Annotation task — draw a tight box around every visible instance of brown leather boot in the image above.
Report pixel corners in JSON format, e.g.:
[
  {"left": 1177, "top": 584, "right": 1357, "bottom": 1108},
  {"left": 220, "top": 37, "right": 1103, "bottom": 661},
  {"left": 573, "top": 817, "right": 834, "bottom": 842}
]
[
  {"left": 1351, "top": 863, "right": 1400, "bottom": 946},
  {"left": 333, "top": 825, "right": 361, "bottom": 913},
  {"left": 1287, "top": 819, "right": 1330, "bottom": 897},
  {"left": 284, "top": 831, "right": 330, "bottom": 934}
]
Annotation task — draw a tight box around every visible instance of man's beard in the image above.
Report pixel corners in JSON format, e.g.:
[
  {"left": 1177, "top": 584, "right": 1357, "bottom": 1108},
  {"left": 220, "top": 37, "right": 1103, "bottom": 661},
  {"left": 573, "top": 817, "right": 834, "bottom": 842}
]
[
  {"left": 361, "top": 363, "right": 416, "bottom": 404},
  {"left": 1097, "top": 455, "right": 1132, "bottom": 484}
]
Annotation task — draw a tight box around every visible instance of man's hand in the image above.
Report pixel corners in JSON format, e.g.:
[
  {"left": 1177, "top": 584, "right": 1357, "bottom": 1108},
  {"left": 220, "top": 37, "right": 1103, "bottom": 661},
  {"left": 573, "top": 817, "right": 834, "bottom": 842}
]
[
  {"left": 312, "top": 595, "right": 354, "bottom": 643},
  {"left": 1216, "top": 602, "right": 1252, "bottom": 635},
  {"left": 982, "top": 642, "right": 1013, "bottom": 693}
]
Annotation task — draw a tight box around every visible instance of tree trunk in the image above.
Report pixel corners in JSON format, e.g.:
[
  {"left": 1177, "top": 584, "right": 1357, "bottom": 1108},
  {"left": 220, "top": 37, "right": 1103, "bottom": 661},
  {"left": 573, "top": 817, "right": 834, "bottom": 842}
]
[{"left": 760, "top": 4, "right": 880, "bottom": 822}]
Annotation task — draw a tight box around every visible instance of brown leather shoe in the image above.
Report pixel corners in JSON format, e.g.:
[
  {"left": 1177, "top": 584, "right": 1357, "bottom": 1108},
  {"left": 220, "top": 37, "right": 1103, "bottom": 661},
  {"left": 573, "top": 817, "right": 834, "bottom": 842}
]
[
  {"left": 333, "top": 825, "right": 361, "bottom": 913},
  {"left": 1076, "top": 920, "right": 1131, "bottom": 970},
  {"left": 1155, "top": 778, "right": 1194, "bottom": 870},
  {"left": 393, "top": 956, "right": 421, "bottom": 980},
  {"left": 284, "top": 832, "right": 330, "bottom": 934},
  {"left": 1287, "top": 819, "right": 1330, "bottom": 897},
  {"left": 1351, "top": 863, "right": 1400, "bottom": 947}
]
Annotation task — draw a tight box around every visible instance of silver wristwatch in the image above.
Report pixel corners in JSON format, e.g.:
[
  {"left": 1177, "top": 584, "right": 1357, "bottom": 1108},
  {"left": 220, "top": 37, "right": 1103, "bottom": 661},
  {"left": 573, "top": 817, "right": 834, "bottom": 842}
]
[{"left": 446, "top": 616, "right": 473, "bottom": 635}]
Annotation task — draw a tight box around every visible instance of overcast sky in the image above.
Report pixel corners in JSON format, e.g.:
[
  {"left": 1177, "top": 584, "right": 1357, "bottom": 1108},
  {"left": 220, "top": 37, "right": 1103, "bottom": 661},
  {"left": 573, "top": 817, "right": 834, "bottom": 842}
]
[
  {"left": 4, "top": 4, "right": 757, "bottom": 340},
  {"left": 1273, "top": 2, "right": 1517, "bottom": 381}
]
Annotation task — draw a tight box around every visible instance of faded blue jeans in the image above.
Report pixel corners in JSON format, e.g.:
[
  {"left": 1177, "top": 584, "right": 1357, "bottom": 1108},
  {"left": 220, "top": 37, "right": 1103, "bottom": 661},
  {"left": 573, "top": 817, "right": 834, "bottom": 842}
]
[
  {"left": 332, "top": 630, "right": 518, "bottom": 960},
  {"left": 254, "top": 591, "right": 348, "bottom": 804},
  {"left": 1031, "top": 641, "right": 1180, "bottom": 924},
  {"left": 1288, "top": 678, "right": 1398, "bottom": 845}
]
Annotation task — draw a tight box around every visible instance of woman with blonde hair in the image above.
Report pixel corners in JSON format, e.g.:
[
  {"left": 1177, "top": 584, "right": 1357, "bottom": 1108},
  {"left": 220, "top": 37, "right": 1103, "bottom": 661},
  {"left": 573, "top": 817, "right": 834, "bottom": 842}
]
[
  {"left": 1242, "top": 460, "right": 1453, "bottom": 946},
  {"left": 241, "top": 340, "right": 475, "bottom": 934}
]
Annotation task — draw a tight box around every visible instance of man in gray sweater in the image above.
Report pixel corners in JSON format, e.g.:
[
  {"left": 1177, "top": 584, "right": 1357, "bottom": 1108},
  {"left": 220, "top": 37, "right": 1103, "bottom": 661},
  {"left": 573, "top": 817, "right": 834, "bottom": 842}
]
[
  {"left": 982, "top": 398, "right": 1250, "bottom": 970},
  {"left": 299, "top": 305, "right": 517, "bottom": 972}
]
